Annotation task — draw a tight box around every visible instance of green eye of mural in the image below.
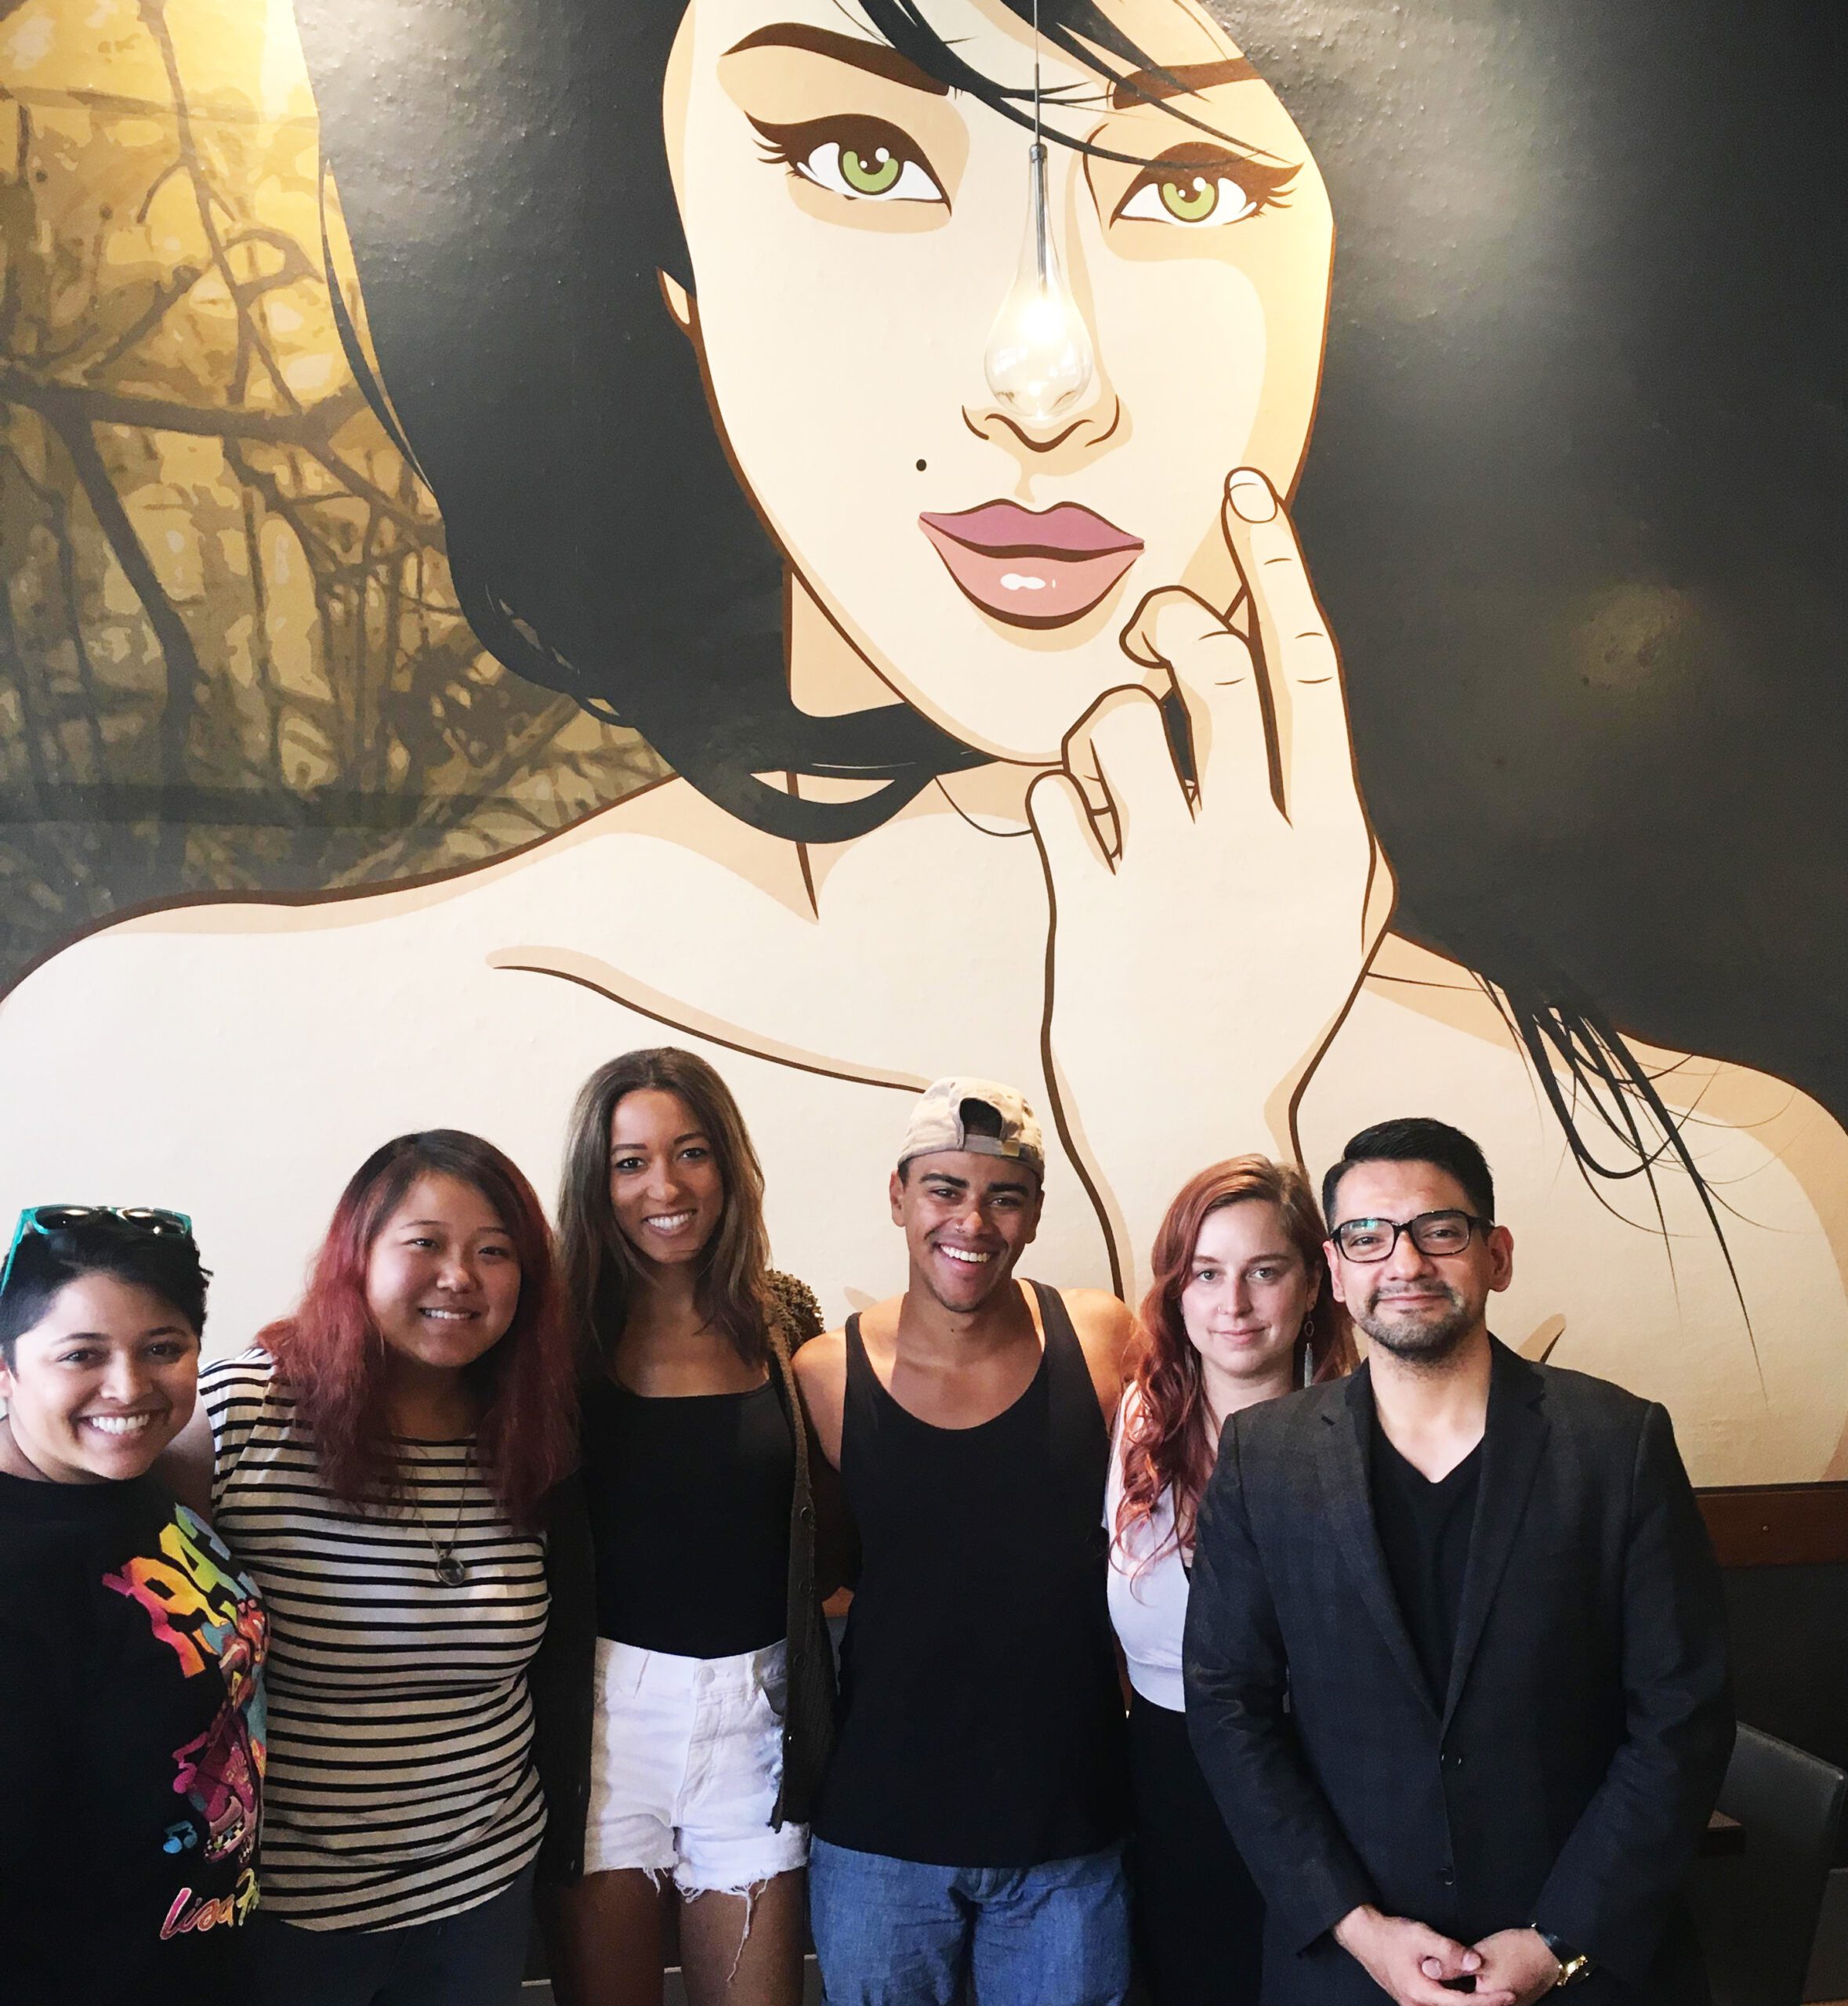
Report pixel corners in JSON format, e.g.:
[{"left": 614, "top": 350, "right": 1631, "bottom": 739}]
[
  {"left": 842, "top": 146, "right": 902, "bottom": 196},
  {"left": 1159, "top": 175, "right": 1220, "bottom": 223}
]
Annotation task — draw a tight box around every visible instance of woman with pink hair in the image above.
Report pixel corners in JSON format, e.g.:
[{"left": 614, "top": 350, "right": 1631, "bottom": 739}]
[{"left": 168, "top": 1129, "right": 579, "bottom": 2005}]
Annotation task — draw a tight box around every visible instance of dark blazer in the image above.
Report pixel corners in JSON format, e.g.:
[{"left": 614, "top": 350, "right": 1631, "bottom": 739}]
[
  {"left": 530, "top": 1276, "right": 839, "bottom": 1883},
  {"left": 1183, "top": 1340, "right": 1731, "bottom": 2005}
]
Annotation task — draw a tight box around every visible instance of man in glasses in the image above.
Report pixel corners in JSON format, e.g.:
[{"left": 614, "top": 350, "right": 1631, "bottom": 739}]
[{"left": 1183, "top": 1117, "right": 1731, "bottom": 2006}]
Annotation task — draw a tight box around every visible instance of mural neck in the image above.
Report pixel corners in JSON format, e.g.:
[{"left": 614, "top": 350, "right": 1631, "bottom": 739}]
[{"left": 787, "top": 567, "right": 904, "bottom": 722}]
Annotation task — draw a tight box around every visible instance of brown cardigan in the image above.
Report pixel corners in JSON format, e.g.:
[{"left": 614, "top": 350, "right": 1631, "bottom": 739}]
[{"left": 530, "top": 1273, "right": 838, "bottom": 1882}]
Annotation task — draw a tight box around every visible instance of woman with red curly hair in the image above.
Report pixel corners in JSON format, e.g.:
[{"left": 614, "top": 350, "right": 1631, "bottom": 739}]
[
  {"left": 1107, "top": 1157, "right": 1356, "bottom": 2006},
  {"left": 167, "top": 1130, "right": 578, "bottom": 2006}
]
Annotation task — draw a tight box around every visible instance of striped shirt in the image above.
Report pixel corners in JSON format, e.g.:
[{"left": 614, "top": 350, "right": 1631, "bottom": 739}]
[{"left": 203, "top": 1349, "right": 547, "bottom": 1931}]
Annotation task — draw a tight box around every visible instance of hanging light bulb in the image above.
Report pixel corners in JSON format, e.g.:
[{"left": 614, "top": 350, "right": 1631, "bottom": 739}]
[
  {"left": 984, "top": 143, "right": 1094, "bottom": 418},
  {"left": 983, "top": 0, "right": 1094, "bottom": 418}
]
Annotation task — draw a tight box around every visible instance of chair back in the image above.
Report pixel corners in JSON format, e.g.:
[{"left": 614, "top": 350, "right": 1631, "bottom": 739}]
[{"left": 1691, "top": 1722, "right": 1847, "bottom": 2006}]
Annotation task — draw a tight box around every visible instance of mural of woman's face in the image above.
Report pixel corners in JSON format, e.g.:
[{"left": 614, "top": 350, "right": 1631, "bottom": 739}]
[{"left": 667, "top": 0, "right": 1332, "bottom": 763}]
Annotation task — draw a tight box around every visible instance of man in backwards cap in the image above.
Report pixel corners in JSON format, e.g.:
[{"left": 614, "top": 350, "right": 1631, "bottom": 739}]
[{"left": 796, "top": 1078, "right": 1135, "bottom": 2006}]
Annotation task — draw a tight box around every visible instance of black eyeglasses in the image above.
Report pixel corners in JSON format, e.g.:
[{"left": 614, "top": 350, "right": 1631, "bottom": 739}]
[
  {"left": 1330, "top": 1209, "right": 1491, "bottom": 1264},
  {"left": 0, "top": 1204, "right": 196, "bottom": 1298}
]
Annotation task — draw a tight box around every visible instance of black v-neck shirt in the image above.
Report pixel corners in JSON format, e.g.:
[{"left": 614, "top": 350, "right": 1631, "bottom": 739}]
[{"left": 1370, "top": 1414, "right": 1484, "bottom": 1707}]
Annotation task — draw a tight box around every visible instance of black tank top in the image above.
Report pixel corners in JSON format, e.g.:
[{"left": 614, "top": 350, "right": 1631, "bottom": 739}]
[
  {"left": 579, "top": 1374, "right": 794, "bottom": 1659},
  {"left": 813, "top": 1280, "right": 1129, "bottom": 1866}
]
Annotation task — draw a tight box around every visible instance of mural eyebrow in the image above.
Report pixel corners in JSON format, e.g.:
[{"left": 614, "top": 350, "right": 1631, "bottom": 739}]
[
  {"left": 724, "top": 23, "right": 952, "bottom": 95},
  {"left": 1110, "top": 57, "right": 1259, "bottom": 108}
]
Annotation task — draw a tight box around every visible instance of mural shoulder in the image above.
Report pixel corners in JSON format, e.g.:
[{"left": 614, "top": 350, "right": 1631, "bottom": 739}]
[
  {"left": 1622, "top": 1038, "right": 1848, "bottom": 1161},
  {"left": 13, "top": 777, "right": 809, "bottom": 965},
  {"left": 598, "top": 776, "right": 817, "bottom": 915},
  {"left": 1612, "top": 1037, "right": 1848, "bottom": 1247}
]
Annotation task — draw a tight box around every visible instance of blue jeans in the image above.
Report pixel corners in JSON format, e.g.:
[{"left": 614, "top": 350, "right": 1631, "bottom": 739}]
[
  {"left": 808, "top": 1837, "right": 1131, "bottom": 2006},
  {"left": 238, "top": 1863, "right": 536, "bottom": 2005}
]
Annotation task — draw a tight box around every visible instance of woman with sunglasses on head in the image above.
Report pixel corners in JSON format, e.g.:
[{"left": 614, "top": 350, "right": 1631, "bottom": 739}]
[
  {"left": 540, "top": 1048, "right": 836, "bottom": 2006},
  {"left": 1107, "top": 1159, "right": 1357, "bottom": 2006},
  {"left": 164, "top": 1131, "right": 578, "bottom": 2006},
  {"left": 0, "top": 1206, "right": 267, "bottom": 2006}
]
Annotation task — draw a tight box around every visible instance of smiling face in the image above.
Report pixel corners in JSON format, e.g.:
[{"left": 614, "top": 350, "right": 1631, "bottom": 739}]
[
  {"left": 363, "top": 1173, "right": 524, "bottom": 1380},
  {"left": 1325, "top": 1160, "right": 1514, "bottom": 1365},
  {"left": 890, "top": 1149, "right": 1043, "bottom": 1313},
  {"left": 668, "top": 0, "right": 1332, "bottom": 762},
  {"left": 0, "top": 1275, "right": 200, "bottom": 1483},
  {"left": 1179, "top": 1198, "right": 1317, "bottom": 1395},
  {"left": 607, "top": 1088, "right": 727, "bottom": 1270}
]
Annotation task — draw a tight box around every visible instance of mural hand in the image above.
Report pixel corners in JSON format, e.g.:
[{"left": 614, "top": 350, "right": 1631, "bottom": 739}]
[
  {"left": 1027, "top": 468, "right": 1391, "bottom": 1296},
  {"left": 1177, "top": 462, "right": 1397, "bottom": 950}
]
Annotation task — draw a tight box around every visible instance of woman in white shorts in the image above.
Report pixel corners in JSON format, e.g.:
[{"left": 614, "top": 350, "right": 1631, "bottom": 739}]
[{"left": 542, "top": 1048, "right": 837, "bottom": 2006}]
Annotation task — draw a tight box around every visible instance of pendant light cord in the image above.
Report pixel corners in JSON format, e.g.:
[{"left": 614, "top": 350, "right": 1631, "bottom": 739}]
[
  {"left": 1032, "top": 0, "right": 1042, "bottom": 143},
  {"left": 1029, "top": 0, "right": 1047, "bottom": 282}
]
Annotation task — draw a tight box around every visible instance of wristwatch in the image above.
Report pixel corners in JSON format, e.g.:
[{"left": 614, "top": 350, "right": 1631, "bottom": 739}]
[{"left": 1534, "top": 1928, "right": 1594, "bottom": 1987}]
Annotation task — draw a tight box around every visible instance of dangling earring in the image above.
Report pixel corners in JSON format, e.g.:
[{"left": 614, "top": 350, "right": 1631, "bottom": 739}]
[{"left": 1298, "top": 1313, "right": 1316, "bottom": 1388}]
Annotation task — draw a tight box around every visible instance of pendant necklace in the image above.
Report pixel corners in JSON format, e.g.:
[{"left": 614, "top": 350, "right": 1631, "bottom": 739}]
[{"left": 407, "top": 1442, "right": 473, "bottom": 1588}]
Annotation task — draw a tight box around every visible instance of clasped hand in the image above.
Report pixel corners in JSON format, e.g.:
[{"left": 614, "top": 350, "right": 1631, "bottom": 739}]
[{"left": 1335, "top": 1906, "right": 1564, "bottom": 2005}]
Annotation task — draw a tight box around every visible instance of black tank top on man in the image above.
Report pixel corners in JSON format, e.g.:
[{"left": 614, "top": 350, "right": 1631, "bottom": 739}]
[
  {"left": 813, "top": 1279, "right": 1129, "bottom": 1867},
  {"left": 579, "top": 1374, "right": 794, "bottom": 1660}
]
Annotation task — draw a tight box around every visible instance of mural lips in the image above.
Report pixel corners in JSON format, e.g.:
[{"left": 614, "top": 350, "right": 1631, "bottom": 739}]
[{"left": 919, "top": 502, "right": 1144, "bottom": 629}]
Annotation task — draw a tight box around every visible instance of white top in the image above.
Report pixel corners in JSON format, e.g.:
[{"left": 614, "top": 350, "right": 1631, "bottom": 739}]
[
  {"left": 204, "top": 1350, "right": 548, "bottom": 1930},
  {"left": 1104, "top": 1384, "right": 1193, "bottom": 1713}
]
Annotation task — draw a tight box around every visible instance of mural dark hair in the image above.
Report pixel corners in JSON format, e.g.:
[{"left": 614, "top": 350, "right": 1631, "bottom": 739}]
[
  {"left": 1322, "top": 1117, "right": 1496, "bottom": 1230},
  {"left": 0, "top": 1220, "right": 208, "bottom": 1363},
  {"left": 258, "top": 1130, "right": 575, "bottom": 1527},
  {"left": 556, "top": 1048, "right": 774, "bottom": 1372},
  {"left": 1117, "top": 1156, "right": 1353, "bottom": 1569}
]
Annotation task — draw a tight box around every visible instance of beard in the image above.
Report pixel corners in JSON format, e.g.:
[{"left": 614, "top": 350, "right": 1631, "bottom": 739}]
[{"left": 1353, "top": 1283, "right": 1477, "bottom": 1366}]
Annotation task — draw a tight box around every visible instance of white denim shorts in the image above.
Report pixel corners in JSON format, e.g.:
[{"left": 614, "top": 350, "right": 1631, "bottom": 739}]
[{"left": 583, "top": 1636, "right": 808, "bottom": 1896}]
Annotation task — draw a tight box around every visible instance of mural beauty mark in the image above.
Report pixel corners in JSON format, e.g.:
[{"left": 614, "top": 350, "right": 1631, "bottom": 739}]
[{"left": 1, "top": 0, "right": 1843, "bottom": 1485}]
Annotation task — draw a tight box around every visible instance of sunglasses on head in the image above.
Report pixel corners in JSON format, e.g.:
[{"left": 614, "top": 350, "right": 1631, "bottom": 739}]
[{"left": 0, "top": 1204, "right": 197, "bottom": 1299}]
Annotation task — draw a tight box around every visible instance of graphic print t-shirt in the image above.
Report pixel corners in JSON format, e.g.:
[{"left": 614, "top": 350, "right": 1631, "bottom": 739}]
[{"left": 0, "top": 1469, "right": 267, "bottom": 2006}]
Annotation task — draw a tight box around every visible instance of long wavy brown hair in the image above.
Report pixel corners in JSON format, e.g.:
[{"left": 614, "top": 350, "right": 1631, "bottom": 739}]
[
  {"left": 556, "top": 1048, "right": 772, "bottom": 1369},
  {"left": 259, "top": 1131, "right": 576, "bottom": 1527},
  {"left": 1117, "top": 1157, "right": 1357, "bottom": 1567}
]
